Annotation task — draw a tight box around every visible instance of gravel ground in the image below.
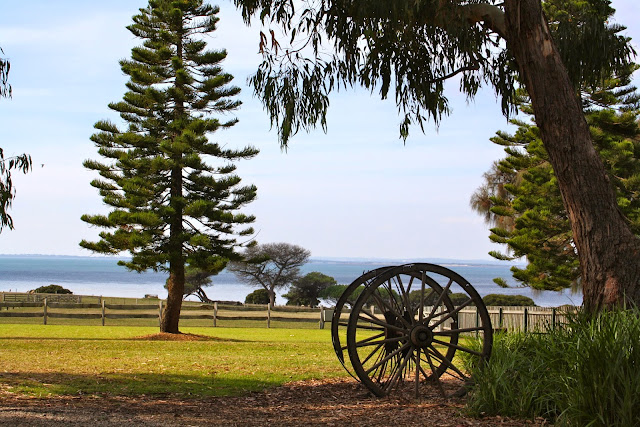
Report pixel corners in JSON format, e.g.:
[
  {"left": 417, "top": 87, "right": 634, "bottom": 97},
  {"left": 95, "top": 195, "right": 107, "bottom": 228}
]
[{"left": 0, "top": 377, "right": 549, "bottom": 426}]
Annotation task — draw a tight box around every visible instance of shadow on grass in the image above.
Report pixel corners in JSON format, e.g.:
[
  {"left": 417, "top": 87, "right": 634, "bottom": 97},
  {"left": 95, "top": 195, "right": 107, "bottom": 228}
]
[{"left": 0, "top": 371, "right": 278, "bottom": 398}]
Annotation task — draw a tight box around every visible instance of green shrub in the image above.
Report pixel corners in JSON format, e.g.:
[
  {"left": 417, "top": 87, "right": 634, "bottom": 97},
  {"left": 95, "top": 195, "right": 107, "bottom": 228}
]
[
  {"left": 465, "top": 309, "right": 640, "bottom": 426},
  {"left": 557, "top": 309, "right": 640, "bottom": 426},
  {"left": 464, "top": 332, "right": 564, "bottom": 420},
  {"left": 31, "top": 284, "right": 72, "bottom": 294},
  {"left": 482, "top": 294, "right": 536, "bottom": 306},
  {"left": 245, "top": 289, "right": 270, "bottom": 305}
]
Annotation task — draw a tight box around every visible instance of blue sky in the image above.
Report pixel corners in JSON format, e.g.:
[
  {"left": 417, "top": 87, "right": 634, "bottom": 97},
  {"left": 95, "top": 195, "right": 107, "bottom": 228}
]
[{"left": 0, "top": 1, "right": 638, "bottom": 260}]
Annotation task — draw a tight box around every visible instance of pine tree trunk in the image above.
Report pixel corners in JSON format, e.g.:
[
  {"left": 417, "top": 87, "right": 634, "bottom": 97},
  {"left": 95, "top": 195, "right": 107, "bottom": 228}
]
[
  {"left": 503, "top": 0, "right": 640, "bottom": 312},
  {"left": 161, "top": 265, "right": 185, "bottom": 333},
  {"left": 160, "top": 21, "right": 187, "bottom": 334}
]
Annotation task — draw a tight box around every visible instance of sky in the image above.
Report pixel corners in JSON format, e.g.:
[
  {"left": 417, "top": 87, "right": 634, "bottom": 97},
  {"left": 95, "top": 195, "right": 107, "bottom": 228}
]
[{"left": 0, "top": 1, "right": 639, "bottom": 261}]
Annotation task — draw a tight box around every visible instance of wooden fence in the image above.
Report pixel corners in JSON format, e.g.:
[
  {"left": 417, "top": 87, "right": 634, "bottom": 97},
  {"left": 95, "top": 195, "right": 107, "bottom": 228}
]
[
  {"left": 0, "top": 292, "right": 575, "bottom": 332},
  {"left": 0, "top": 294, "right": 327, "bottom": 329},
  {"left": 327, "top": 305, "right": 576, "bottom": 333}
]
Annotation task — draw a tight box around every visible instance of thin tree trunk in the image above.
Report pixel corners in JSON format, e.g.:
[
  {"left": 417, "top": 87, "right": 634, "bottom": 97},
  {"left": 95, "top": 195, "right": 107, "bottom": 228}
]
[
  {"left": 269, "top": 289, "right": 275, "bottom": 309},
  {"left": 503, "top": 0, "right": 640, "bottom": 312},
  {"left": 196, "top": 287, "right": 213, "bottom": 303}
]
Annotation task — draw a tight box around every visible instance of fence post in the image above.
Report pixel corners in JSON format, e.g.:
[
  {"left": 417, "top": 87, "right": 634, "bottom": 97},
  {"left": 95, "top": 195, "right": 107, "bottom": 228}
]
[
  {"left": 213, "top": 302, "right": 218, "bottom": 327},
  {"left": 319, "top": 307, "right": 325, "bottom": 330},
  {"left": 43, "top": 298, "right": 48, "bottom": 325},
  {"left": 523, "top": 307, "right": 529, "bottom": 333},
  {"left": 101, "top": 300, "right": 106, "bottom": 326},
  {"left": 551, "top": 308, "right": 556, "bottom": 330},
  {"left": 499, "top": 307, "right": 504, "bottom": 329},
  {"left": 267, "top": 304, "right": 271, "bottom": 329},
  {"left": 475, "top": 306, "right": 479, "bottom": 338},
  {"left": 158, "top": 300, "right": 163, "bottom": 328}
]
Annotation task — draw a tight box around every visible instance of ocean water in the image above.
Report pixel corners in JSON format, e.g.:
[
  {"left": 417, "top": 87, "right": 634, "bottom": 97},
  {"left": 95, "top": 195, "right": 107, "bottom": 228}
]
[{"left": 0, "top": 255, "right": 582, "bottom": 307}]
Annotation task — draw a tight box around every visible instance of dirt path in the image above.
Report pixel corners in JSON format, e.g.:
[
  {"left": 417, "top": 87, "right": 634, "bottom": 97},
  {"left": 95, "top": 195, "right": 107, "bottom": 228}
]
[{"left": 0, "top": 378, "right": 547, "bottom": 426}]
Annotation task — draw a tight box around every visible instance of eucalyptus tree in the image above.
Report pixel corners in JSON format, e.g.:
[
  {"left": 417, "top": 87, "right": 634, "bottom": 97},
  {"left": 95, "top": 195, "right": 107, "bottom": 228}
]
[
  {"left": 0, "top": 46, "right": 32, "bottom": 232},
  {"left": 233, "top": 0, "right": 638, "bottom": 312},
  {"left": 81, "top": 0, "right": 258, "bottom": 333}
]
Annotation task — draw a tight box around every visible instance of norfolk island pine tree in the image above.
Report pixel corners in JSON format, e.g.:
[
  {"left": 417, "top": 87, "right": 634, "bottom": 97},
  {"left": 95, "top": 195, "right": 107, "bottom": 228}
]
[{"left": 81, "top": 0, "right": 258, "bottom": 333}]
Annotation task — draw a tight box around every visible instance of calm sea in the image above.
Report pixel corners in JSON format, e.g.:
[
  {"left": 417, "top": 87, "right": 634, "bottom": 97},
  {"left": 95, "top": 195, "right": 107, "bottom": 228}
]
[{"left": 0, "top": 255, "right": 582, "bottom": 307}]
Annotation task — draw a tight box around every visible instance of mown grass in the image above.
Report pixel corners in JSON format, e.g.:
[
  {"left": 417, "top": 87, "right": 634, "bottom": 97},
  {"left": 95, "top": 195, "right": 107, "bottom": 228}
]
[{"left": 0, "top": 325, "right": 347, "bottom": 398}]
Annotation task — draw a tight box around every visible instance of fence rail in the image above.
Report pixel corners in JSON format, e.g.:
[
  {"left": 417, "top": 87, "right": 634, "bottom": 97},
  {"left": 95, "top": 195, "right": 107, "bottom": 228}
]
[
  {"left": 0, "top": 295, "right": 328, "bottom": 328},
  {"left": 0, "top": 292, "right": 576, "bottom": 331}
]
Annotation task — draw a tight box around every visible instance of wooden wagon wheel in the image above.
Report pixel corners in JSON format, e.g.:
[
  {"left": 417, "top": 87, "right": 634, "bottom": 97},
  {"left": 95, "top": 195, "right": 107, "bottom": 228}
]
[
  {"left": 331, "top": 266, "right": 392, "bottom": 379},
  {"left": 345, "top": 263, "right": 492, "bottom": 398}
]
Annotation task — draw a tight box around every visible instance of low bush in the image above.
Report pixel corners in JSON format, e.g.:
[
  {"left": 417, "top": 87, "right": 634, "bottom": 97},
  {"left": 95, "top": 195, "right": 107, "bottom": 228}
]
[
  {"left": 245, "top": 289, "right": 270, "bottom": 305},
  {"left": 482, "top": 294, "right": 536, "bottom": 306},
  {"left": 465, "top": 309, "right": 640, "bottom": 426},
  {"left": 30, "top": 284, "right": 72, "bottom": 294}
]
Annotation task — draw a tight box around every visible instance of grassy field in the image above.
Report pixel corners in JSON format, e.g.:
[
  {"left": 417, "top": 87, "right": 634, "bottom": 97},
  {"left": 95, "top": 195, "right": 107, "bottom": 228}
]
[{"left": 0, "top": 325, "right": 348, "bottom": 398}]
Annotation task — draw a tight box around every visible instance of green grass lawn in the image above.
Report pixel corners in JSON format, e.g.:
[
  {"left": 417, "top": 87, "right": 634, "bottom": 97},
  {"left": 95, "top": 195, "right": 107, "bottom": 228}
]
[{"left": 0, "top": 325, "right": 348, "bottom": 398}]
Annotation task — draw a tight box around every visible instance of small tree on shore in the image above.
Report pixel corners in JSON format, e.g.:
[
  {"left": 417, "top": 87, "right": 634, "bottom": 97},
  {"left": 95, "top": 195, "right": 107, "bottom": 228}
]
[
  {"left": 284, "top": 271, "right": 336, "bottom": 307},
  {"left": 245, "top": 289, "right": 270, "bottom": 305},
  {"left": 81, "top": 0, "right": 257, "bottom": 333},
  {"left": 229, "top": 242, "right": 310, "bottom": 308},
  {"left": 31, "top": 285, "right": 72, "bottom": 294}
]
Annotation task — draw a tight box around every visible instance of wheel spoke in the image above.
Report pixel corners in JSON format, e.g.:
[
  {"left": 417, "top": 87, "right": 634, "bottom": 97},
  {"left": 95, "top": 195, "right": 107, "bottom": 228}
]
[
  {"left": 364, "top": 341, "right": 411, "bottom": 375},
  {"left": 355, "top": 334, "right": 408, "bottom": 349},
  {"left": 432, "top": 338, "right": 483, "bottom": 357},
  {"left": 414, "top": 347, "right": 421, "bottom": 398},
  {"left": 383, "top": 279, "right": 403, "bottom": 314},
  {"left": 356, "top": 312, "right": 406, "bottom": 333},
  {"left": 361, "top": 342, "right": 385, "bottom": 366},
  {"left": 353, "top": 331, "right": 385, "bottom": 346},
  {"left": 406, "top": 275, "right": 415, "bottom": 297},
  {"left": 383, "top": 347, "right": 412, "bottom": 393},
  {"left": 425, "top": 278, "right": 454, "bottom": 321},
  {"left": 370, "top": 290, "right": 412, "bottom": 329},
  {"left": 394, "top": 275, "right": 413, "bottom": 322},
  {"left": 429, "top": 298, "right": 474, "bottom": 329},
  {"left": 427, "top": 345, "right": 468, "bottom": 381},
  {"left": 423, "top": 350, "right": 447, "bottom": 397},
  {"left": 433, "top": 326, "right": 485, "bottom": 336},
  {"left": 419, "top": 271, "right": 426, "bottom": 321}
]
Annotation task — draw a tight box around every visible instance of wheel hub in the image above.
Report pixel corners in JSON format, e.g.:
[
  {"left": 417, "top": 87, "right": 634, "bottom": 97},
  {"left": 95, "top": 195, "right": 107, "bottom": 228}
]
[{"left": 410, "top": 324, "right": 433, "bottom": 348}]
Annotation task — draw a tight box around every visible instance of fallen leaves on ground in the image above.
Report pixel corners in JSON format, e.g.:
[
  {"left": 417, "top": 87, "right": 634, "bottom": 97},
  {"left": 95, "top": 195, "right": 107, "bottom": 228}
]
[{"left": 0, "top": 377, "right": 550, "bottom": 426}]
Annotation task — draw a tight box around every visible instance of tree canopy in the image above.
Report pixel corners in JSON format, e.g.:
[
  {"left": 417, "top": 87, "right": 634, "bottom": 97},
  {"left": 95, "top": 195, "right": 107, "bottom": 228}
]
[
  {"left": 472, "top": 65, "right": 640, "bottom": 291},
  {"left": 229, "top": 242, "right": 311, "bottom": 308},
  {"left": 284, "top": 271, "right": 336, "bottom": 307},
  {"left": 233, "top": 0, "right": 633, "bottom": 144},
  {"left": 81, "top": 0, "right": 257, "bottom": 333}
]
